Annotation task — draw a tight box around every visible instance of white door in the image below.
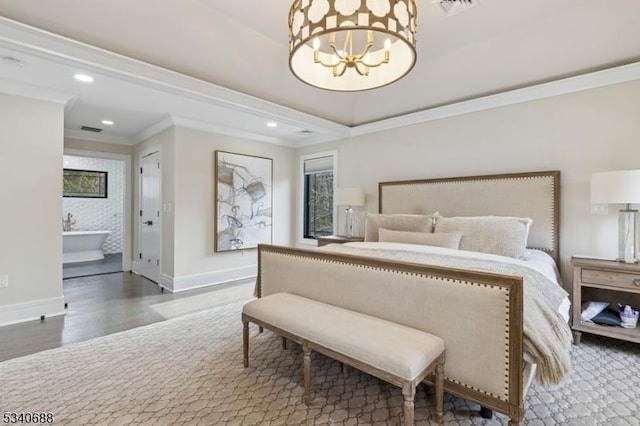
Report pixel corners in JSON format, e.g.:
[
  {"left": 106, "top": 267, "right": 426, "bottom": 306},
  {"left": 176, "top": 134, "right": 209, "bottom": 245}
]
[{"left": 140, "top": 151, "right": 161, "bottom": 283}]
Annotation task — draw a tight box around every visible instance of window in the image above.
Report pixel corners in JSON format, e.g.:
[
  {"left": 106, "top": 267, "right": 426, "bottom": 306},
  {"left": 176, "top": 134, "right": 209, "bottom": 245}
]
[
  {"left": 301, "top": 152, "right": 336, "bottom": 240},
  {"left": 63, "top": 168, "right": 108, "bottom": 198}
]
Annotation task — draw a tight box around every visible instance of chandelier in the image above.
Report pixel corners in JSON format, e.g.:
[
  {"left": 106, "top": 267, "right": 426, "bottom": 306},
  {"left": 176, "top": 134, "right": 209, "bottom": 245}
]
[{"left": 288, "top": 0, "right": 417, "bottom": 92}]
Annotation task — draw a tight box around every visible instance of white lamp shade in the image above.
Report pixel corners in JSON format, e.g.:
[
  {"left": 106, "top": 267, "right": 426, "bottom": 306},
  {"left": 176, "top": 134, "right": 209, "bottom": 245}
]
[
  {"left": 335, "top": 188, "right": 365, "bottom": 207},
  {"left": 591, "top": 170, "right": 640, "bottom": 204}
]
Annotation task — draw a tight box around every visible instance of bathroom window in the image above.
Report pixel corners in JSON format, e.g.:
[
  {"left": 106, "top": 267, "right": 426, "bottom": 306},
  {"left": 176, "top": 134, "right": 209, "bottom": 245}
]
[{"left": 63, "top": 169, "right": 108, "bottom": 198}]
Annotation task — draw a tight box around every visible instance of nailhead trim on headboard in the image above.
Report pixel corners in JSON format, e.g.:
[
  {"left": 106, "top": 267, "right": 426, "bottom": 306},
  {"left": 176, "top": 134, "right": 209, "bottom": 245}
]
[{"left": 379, "top": 171, "right": 560, "bottom": 266}]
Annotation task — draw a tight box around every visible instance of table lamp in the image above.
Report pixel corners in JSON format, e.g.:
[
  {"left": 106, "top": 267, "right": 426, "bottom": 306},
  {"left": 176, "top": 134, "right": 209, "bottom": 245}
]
[
  {"left": 335, "top": 188, "right": 365, "bottom": 238},
  {"left": 591, "top": 170, "right": 640, "bottom": 262}
]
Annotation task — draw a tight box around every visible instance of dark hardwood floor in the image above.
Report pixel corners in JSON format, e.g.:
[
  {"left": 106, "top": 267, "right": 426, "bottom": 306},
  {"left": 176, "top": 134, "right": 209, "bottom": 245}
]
[{"left": 0, "top": 272, "right": 251, "bottom": 362}]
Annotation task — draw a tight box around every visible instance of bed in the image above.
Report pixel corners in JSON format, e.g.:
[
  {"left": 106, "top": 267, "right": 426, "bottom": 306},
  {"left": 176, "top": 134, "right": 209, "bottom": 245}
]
[{"left": 256, "top": 170, "right": 572, "bottom": 425}]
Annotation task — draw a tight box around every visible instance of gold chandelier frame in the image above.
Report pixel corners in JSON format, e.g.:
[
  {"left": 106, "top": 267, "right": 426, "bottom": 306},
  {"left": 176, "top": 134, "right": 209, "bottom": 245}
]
[{"left": 288, "top": 0, "right": 418, "bottom": 92}]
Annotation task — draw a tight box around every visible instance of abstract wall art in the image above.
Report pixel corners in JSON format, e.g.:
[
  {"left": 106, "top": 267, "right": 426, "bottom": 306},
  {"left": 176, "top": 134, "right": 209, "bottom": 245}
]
[{"left": 214, "top": 151, "right": 273, "bottom": 251}]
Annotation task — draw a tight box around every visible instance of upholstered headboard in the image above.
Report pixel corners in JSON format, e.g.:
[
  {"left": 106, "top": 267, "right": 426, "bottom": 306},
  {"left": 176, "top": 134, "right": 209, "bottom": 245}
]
[{"left": 379, "top": 171, "right": 560, "bottom": 265}]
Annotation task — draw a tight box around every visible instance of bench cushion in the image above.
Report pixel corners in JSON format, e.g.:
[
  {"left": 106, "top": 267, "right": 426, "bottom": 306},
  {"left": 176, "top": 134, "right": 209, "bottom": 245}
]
[{"left": 243, "top": 293, "right": 444, "bottom": 381}]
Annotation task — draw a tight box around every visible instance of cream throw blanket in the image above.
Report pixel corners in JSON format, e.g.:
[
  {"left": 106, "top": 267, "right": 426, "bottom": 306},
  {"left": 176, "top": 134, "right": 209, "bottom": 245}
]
[{"left": 319, "top": 242, "right": 572, "bottom": 386}]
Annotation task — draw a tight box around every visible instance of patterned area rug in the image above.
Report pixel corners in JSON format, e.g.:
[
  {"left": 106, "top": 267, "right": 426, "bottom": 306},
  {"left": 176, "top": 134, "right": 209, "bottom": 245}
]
[{"left": 1, "top": 301, "right": 639, "bottom": 425}]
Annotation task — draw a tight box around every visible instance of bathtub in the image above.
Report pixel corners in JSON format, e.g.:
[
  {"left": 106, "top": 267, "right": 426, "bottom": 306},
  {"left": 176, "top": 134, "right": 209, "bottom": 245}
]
[{"left": 62, "top": 231, "right": 111, "bottom": 264}]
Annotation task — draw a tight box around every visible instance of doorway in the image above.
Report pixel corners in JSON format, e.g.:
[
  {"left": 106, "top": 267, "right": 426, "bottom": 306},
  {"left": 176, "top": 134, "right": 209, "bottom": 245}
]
[
  {"left": 62, "top": 153, "right": 130, "bottom": 279},
  {"left": 139, "top": 151, "right": 161, "bottom": 284}
]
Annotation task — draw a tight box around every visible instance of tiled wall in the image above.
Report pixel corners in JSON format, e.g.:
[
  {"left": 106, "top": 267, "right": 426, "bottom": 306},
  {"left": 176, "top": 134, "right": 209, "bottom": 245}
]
[{"left": 63, "top": 155, "right": 124, "bottom": 254}]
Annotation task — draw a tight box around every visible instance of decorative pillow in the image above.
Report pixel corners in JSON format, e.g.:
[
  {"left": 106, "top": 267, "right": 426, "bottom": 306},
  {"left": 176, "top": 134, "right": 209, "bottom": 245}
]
[
  {"left": 364, "top": 213, "right": 435, "bottom": 242},
  {"left": 434, "top": 215, "right": 532, "bottom": 259},
  {"left": 378, "top": 228, "right": 463, "bottom": 249}
]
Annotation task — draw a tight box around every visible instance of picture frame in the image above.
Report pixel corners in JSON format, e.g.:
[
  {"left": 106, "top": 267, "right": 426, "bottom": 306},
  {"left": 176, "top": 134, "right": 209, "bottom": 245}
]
[
  {"left": 63, "top": 168, "right": 108, "bottom": 198},
  {"left": 214, "top": 151, "right": 273, "bottom": 251}
]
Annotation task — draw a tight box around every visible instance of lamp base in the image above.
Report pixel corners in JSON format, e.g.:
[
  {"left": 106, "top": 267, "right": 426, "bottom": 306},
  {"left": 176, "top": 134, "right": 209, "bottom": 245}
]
[
  {"left": 617, "top": 207, "right": 639, "bottom": 263},
  {"left": 345, "top": 207, "right": 354, "bottom": 238}
]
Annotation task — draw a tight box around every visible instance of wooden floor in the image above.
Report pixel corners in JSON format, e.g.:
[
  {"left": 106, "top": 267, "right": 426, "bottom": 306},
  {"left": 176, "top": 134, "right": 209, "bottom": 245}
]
[{"left": 0, "top": 272, "right": 252, "bottom": 362}]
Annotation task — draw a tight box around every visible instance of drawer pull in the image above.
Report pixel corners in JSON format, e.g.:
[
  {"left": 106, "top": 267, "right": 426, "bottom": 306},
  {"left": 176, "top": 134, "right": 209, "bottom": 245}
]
[{"left": 635, "top": 279, "right": 640, "bottom": 287}]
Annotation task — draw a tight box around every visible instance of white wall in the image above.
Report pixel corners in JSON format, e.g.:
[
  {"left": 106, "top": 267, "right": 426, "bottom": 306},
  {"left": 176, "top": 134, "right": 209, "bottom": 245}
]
[
  {"left": 63, "top": 155, "right": 125, "bottom": 254},
  {"left": 298, "top": 80, "right": 640, "bottom": 286},
  {"left": 0, "top": 93, "right": 65, "bottom": 325},
  {"left": 133, "top": 126, "right": 295, "bottom": 292},
  {"left": 170, "top": 127, "right": 295, "bottom": 291}
]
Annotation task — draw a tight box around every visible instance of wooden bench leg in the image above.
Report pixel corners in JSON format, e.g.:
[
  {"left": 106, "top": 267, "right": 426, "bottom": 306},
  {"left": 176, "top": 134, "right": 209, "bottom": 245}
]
[
  {"left": 258, "top": 326, "right": 264, "bottom": 333},
  {"left": 435, "top": 354, "right": 445, "bottom": 423},
  {"left": 402, "top": 385, "right": 416, "bottom": 426},
  {"left": 243, "top": 319, "right": 249, "bottom": 368},
  {"left": 282, "top": 336, "right": 287, "bottom": 350},
  {"left": 303, "top": 341, "right": 312, "bottom": 405}
]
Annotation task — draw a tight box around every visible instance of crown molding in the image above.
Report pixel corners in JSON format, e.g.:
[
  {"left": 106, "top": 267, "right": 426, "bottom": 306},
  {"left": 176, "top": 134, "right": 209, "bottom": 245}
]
[
  {"left": 2, "top": 17, "right": 639, "bottom": 148},
  {"left": 0, "top": 17, "right": 348, "bottom": 140},
  {"left": 135, "top": 115, "right": 310, "bottom": 148},
  {"left": 170, "top": 116, "right": 297, "bottom": 147},
  {"left": 132, "top": 113, "right": 347, "bottom": 148},
  {"left": 0, "top": 76, "right": 74, "bottom": 104},
  {"left": 351, "top": 61, "right": 640, "bottom": 137},
  {"left": 133, "top": 115, "right": 174, "bottom": 144},
  {"left": 64, "top": 129, "right": 133, "bottom": 145}
]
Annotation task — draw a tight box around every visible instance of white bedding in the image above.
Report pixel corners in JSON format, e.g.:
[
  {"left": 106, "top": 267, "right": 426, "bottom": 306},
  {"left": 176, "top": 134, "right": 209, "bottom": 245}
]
[
  {"left": 319, "top": 241, "right": 573, "bottom": 384},
  {"left": 331, "top": 241, "right": 570, "bottom": 321}
]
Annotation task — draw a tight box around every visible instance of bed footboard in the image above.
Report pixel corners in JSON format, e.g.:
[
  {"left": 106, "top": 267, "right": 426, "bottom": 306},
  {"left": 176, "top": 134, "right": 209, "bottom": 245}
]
[{"left": 257, "top": 244, "right": 525, "bottom": 424}]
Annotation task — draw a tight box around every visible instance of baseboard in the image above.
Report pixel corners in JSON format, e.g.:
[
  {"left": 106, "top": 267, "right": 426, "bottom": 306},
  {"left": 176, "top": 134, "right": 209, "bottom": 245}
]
[
  {"left": 159, "top": 265, "right": 257, "bottom": 293},
  {"left": 0, "top": 296, "right": 66, "bottom": 327}
]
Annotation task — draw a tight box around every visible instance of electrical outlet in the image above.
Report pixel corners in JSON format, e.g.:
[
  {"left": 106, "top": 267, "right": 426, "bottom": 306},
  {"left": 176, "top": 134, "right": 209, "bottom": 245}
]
[
  {"left": 0, "top": 275, "right": 8, "bottom": 288},
  {"left": 591, "top": 203, "right": 609, "bottom": 215}
]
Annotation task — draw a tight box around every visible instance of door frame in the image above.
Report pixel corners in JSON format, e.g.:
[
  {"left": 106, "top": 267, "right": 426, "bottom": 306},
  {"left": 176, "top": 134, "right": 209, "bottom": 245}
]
[
  {"left": 135, "top": 148, "right": 162, "bottom": 281},
  {"left": 64, "top": 148, "right": 133, "bottom": 271}
]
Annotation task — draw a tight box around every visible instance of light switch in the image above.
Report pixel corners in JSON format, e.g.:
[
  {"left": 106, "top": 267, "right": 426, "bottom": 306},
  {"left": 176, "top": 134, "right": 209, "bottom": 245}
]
[{"left": 0, "top": 275, "right": 8, "bottom": 288}]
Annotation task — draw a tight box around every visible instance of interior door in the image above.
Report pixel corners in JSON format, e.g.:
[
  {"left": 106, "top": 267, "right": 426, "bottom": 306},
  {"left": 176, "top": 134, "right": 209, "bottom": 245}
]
[{"left": 140, "top": 151, "right": 161, "bottom": 283}]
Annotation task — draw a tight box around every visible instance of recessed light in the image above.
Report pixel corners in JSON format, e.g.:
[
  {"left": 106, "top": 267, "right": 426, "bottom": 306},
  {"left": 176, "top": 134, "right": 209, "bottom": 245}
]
[
  {"left": 74, "top": 73, "right": 94, "bottom": 83},
  {"left": 267, "top": 122, "right": 278, "bottom": 128},
  {"left": 101, "top": 120, "right": 114, "bottom": 126}
]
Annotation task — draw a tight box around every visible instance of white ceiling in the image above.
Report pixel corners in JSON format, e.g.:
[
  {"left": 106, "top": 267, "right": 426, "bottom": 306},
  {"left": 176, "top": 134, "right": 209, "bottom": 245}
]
[{"left": 0, "top": 0, "right": 639, "bottom": 146}]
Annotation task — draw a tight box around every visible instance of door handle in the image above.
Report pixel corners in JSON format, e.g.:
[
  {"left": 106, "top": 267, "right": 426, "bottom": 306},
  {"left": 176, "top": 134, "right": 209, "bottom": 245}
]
[{"left": 144, "top": 220, "right": 153, "bottom": 226}]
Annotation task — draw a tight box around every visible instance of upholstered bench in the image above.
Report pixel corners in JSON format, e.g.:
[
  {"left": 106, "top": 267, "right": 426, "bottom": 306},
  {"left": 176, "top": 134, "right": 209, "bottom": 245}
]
[{"left": 242, "top": 293, "right": 446, "bottom": 425}]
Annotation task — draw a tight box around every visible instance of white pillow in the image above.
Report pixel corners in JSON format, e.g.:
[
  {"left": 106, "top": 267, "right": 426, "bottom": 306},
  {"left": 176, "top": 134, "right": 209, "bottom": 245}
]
[
  {"left": 378, "top": 228, "right": 463, "bottom": 249},
  {"left": 364, "top": 213, "right": 435, "bottom": 242},
  {"left": 434, "top": 216, "right": 532, "bottom": 259}
]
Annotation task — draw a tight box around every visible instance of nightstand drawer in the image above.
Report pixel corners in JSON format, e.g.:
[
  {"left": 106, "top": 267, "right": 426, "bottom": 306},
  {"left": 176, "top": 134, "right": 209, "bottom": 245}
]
[{"left": 582, "top": 268, "right": 640, "bottom": 290}]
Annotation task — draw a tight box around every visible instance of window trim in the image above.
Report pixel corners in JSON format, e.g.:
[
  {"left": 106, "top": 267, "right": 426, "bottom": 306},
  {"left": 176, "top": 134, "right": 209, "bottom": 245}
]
[{"left": 298, "top": 150, "right": 337, "bottom": 246}]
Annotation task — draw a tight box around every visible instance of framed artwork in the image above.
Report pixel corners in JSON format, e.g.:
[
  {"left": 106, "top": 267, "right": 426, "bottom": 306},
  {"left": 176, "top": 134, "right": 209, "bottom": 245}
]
[
  {"left": 215, "top": 151, "right": 273, "bottom": 251},
  {"left": 63, "top": 168, "right": 108, "bottom": 198}
]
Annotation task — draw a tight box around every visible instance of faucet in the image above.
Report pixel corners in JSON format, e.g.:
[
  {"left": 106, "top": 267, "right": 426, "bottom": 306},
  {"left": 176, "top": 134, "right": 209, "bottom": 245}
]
[{"left": 62, "top": 213, "right": 76, "bottom": 232}]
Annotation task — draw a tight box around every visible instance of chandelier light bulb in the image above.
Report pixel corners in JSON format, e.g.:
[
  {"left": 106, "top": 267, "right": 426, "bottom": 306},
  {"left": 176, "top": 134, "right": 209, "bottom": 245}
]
[{"left": 312, "top": 38, "right": 320, "bottom": 50}]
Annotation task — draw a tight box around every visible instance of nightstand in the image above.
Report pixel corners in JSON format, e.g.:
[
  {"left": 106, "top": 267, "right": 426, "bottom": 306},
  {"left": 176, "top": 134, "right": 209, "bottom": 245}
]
[
  {"left": 316, "top": 235, "right": 364, "bottom": 247},
  {"left": 571, "top": 256, "right": 640, "bottom": 344}
]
